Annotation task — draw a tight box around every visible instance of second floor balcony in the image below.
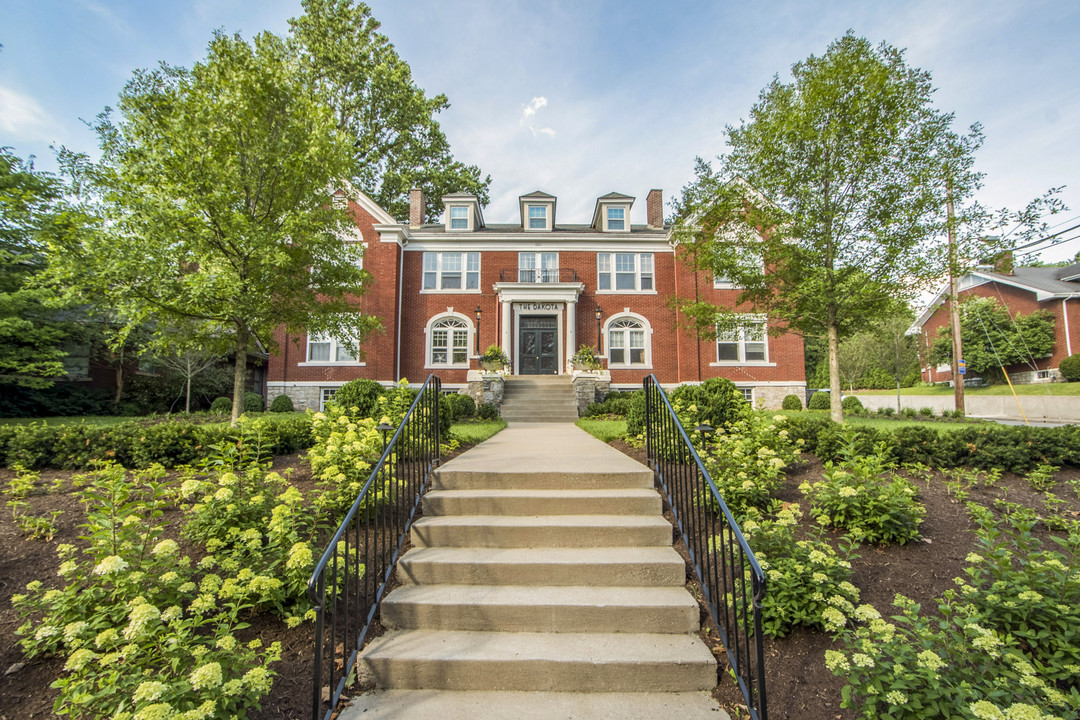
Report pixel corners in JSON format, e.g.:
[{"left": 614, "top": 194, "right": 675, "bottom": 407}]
[{"left": 499, "top": 268, "right": 580, "bottom": 284}]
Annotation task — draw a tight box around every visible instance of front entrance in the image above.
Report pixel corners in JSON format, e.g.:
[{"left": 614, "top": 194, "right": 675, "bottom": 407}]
[{"left": 519, "top": 316, "right": 558, "bottom": 375}]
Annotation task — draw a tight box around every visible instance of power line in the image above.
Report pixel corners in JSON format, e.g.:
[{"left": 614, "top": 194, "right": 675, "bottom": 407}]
[{"left": 1005, "top": 222, "right": 1080, "bottom": 253}]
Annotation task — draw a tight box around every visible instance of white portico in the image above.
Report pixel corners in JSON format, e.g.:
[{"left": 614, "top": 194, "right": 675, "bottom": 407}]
[{"left": 492, "top": 281, "right": 584, "bottom": 375}]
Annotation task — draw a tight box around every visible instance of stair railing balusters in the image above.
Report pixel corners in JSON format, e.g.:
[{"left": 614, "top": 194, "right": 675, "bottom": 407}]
[{"left": 642, "top": 375, "right": 768, "bottom": 720}]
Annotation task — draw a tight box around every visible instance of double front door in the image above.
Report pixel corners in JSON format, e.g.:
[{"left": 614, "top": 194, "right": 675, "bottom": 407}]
[{"left": 519, "top": 316, "right": 558, "bottom": 375}]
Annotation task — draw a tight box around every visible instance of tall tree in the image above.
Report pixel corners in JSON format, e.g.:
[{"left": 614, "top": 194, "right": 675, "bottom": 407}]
[
  {"left": 871, "top": 312, "right": 919, "bottom": 413},
  {"left": 672, "top": 34, "right": 981, "bottom": 422},
  {"left": 0, "top": 148, "right": 75, "bottom": 390},
  {"left": 46, "top": 31, "right": 378, "bottom": 421},
  {"left": 288, "top": 0, "right": 490, "bottom": 220},
  {"left": 837, "top": 332, "right": 878, "bottom": 394}
]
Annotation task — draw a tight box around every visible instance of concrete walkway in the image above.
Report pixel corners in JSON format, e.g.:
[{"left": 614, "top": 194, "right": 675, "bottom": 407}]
[{"left": 338, "top": 423, "right": 730, "bottom": 720}]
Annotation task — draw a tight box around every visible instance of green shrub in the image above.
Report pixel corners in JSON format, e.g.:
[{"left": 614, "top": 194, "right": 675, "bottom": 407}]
[
  {"left": 801, "top": 428, "right": 925, "bottom": 545},
  {"left": 476, "top": 403, "right": 499, "bottom": 421},
  {"left": 1025, "top": 463, "right": 1058, "bottom": 491},
  {"left": 808, "top": 391, "right": 831, "bottom": 410},
  {"left": 210, "top": 396, "right": 232, "bottom": 414},
  {"left": 900, "top": 407, "right": 917, "bottom": 418},
  {"left": 243, "top": 392, "right": 264, "bottom": 413},
  {"left": 331, "top": 379, "right": 384, "bottom": 419},
  {"left": 917, "top": 406, "right": 935, "bottom": 417},
  {"left": 880, "top": 406, "right": 895, "bottom": 416},
  {"left": 585, "top": 390, "right": 637, "bottom": 417},
  {"left": 841, "top": 395, "right": 863, "bottom": 413},
  {"left": 1059, "top": 353, "right": 1080, "bottom": 381},
  {"left": 446, "top": 393, "right": 476, "bottom": 420},
  {"left": 625, "top": 390, "right": 648, "bottom": 437},
  {"left": 269, "top": 394, "right": 294, "bottom": 413},
  {"left": 739, "top": 504, "right": 860, "bottom": 638},
  {"left": 781, "top": 394, "right": 803, "bottom": 411},
  {"left": 669, "top": 378, "right": 750, "bottom": 430}
]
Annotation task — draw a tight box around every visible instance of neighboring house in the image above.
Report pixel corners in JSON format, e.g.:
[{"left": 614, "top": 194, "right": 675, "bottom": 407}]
[
  {"left": 914, "top": 260, "right": 1080, "bottom": 384},
  {"left": 267, "top": 188, "right": 806, "bottom": 410}
]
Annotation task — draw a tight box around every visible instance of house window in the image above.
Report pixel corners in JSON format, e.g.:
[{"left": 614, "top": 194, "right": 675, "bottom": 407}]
[
  {"left": 606, "top": 207, "right": 625, "bottom": 231},
  {"left": 62, "top": 344, "right": 91, "bottom": 380},
  {"left": 716, "top": 319, "right": 767, "bottom": 363},
  {"left": 597, "top": 253, "right": 653, "bottom": 292},
  {"left": 528, "top": 205, "right": 547, "bottom": 230},
  {"left": 714, "top": 249, "right": 763, "bottom": 288},
  {"left": 449, "top": 206, "right": 469, "bottom": 230},
  {"left": 738, "top": 387, "right": 754, "bottom": 403},
  {"left": 423, "top": 252, "right": 480, "bottom": 291},
  {"left": 607, "top": 315, "right": 650, "bottom": 367},
  {"left": 346, "top": 241, "right": 366, "bottom": 271},
  {"left": 320, "top": 388, "right": 337, "bottom": 411},
  {"left": 518, "top": 252, "right": 559, "bottom": 283},
  {"left": 332, "top": 195, "right": 348, "bottom": 209},
  {"left": 428, "top": 315, "right": 471, "bottom": 367},
  {"left": 307, "top": 334, "right": 358, "bottom": 363}
]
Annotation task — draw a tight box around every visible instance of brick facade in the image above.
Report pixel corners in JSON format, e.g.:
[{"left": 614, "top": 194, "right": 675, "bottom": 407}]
[
  {"left": 917, "top": 275, "right": 1080, "bottom": 384},
  {"left": 268, "top": 189, "right": 806, "bottom": 411}
]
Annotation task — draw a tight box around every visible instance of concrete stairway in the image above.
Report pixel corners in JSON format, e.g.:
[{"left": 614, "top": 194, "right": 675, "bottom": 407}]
[
  {"left": 340, "top": 424, "right": 728, "bottom": 720},
  {"left": 499, "top": 376, "right": 579, "bottom": 423}
]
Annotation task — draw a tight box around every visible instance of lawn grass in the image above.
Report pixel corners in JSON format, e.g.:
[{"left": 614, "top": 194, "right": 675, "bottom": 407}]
[
  {"left": 793, "top": 409, "right": 980, "bottom": 431},
  {"left": 854, "top": 383, "right": 1080, "bottom": 396},
  {"left": 449, "top": 419, "right": 506, "bottom": 443},
  {"left": 575, "top": 418, "right": 627, "bottom": 442}
]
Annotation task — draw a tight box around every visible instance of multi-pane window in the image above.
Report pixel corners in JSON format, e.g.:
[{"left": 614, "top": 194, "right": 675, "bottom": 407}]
[
  {"left": 320, "top": 388, "right": 337, "bottom": 411},
  {"left": 62, "top": 344, "right": 91, "bottom": 379},
  {"left": 607, "top": 317, "right": 648, "bottom": 367},
  {"left": 597, "top": 253, "right": 653, "bottom": 292},
  {"left": 528, "top": 205, "right": 547, "bottom": 229},
  {"left": 307, "top": 334, "right": 358, "bottom": 363},
  {"left": 430, "top": 317, "right": 470, "bottom": 366},
  {"left": 713, "top": 248, "right": 763, "bottom": 287},
  {"left": 606, "top": 207, "right": 625, "bottom": 231},
  {"left": 449, "top": 206, "right": 469, "bottom": 230},
  {"left": 518, "top": 252, "right": 559, "bottom": 282},
  {"left": 716, "top": 319, "right": 767, "bottom": 363},
  {"left": 423, "top": 252, "right": 480, "bottom": 291}
]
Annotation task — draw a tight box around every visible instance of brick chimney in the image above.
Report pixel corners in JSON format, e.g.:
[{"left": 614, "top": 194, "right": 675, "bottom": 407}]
[
  {"left": 409, "top": 188, "right": 424, "bottom": 228},
  {"left": 994, "top": 250, "right": 1014, "bottom": 275},
  {"left": 646, "top": 189, "right": 663, "bottom": 229}
]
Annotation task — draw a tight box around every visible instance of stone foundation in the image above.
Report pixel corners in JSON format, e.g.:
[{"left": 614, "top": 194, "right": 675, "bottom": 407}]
[
  {"left": 749, "top": 385, "right": 807, "bottom": 410},
  {"left": 571, "top": 371, "right": 612, "bottom": 416},
  {"left": 267, "top": 382, "right": 323, "bottom": 412},
  {"left": 466, "top": 371, "right": 505, "bottom": 410}
]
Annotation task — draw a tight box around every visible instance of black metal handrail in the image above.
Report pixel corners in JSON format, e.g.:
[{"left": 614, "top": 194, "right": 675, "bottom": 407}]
[
  {"left": 497, "top": 267, "right": 579, "bottom": 283},
  {"left": 307, "top": 375, "right": 442, "bottom": 720},
  {"left": 643, "top": 375, "right": 768, "bottom": 720}
]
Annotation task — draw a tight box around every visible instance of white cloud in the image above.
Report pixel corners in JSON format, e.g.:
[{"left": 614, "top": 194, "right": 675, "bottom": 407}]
[
  {"left": 520, "top": 96, "right": 555, "bottom": 137},
  {"left": 0, "top": 86, "right": 62, "bottom": 142}
]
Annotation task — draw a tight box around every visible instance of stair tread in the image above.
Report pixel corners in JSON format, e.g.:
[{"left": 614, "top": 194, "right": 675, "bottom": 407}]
[
  {"left": 425, "top": 489, "right": 660, "bottom": 499},
  {"left": 384, "top": 584, "right": 697, "bottom": 608},
  {"left": 400, "top": 546, "right": 683, "bottom": 565},
  {"left": 413, "top": 515, "right": 671, "bottom": 528},
  {"left": 364, "top": 629, "right": 716, "bottom": 664}
]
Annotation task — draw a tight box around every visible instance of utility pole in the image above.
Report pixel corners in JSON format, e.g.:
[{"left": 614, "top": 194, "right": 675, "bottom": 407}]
[{"left": 947, "top": 177, "right": 965, "bottom": 416}]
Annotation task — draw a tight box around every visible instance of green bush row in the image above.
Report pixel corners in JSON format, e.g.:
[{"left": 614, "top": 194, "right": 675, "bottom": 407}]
[
  {"left": 784, "top": 415, "right": 1080, "bottom": 473},
  {"left": 0, "top": 414, "right": 314, "bottom": 470}
]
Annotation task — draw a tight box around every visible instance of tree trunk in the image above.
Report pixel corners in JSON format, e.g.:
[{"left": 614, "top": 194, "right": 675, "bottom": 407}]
[
  {"left": 185, "top": 375, "right": 191, "bottom": 414},
  {"left": 231, "top": 326, "right": 249, "bottom": 424},
  {"left": 896, "top": 378, "right": 902, "bottom": 415},
  {"left": 827, "top": 319, "right": 843, "bottom": 424}
]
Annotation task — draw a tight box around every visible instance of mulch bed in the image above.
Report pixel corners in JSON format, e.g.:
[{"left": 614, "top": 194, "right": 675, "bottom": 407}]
[{"left": 2, "top": 440, "right": 1078, "bottom": 720}]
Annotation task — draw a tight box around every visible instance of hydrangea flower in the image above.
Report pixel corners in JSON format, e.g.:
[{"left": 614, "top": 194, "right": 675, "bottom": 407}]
[
  {"left": 93, "top": 555, "right": 129, "bottom": 576},
  {"left": 189, "top": 661, "right": 223, "bottom": 690}
]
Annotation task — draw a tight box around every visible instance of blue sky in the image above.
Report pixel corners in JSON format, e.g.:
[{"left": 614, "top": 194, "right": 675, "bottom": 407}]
[{"left": 3, "top": 0, "right": 1079, "bottom": 262}]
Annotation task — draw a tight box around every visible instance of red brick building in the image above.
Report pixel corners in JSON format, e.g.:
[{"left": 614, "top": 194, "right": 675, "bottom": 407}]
[
  {"left": 914, "top": 263, "right": 1080, "bottom": 384},
  {"left": 267, "top": 188, "right": 806, "bottom": 410}
]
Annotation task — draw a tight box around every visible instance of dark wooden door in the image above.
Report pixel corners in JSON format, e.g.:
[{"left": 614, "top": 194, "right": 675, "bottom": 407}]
[{"left": 519, "top": 316, "right": 558, "bottom": 375}]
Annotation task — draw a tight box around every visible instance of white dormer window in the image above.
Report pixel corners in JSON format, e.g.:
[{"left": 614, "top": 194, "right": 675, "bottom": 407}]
[
  {"left": 528, "top": 206, "right": 547, "bottom": 229},
  {"left": 606, "top": 207, "right": 625, "bottom": 231},
  {"left": 450, "top": 206, "right": 469, "bottom": 230}
]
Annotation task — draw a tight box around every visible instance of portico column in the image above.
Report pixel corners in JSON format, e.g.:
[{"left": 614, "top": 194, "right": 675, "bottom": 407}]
[
  {"left": 566, "top": 300, "right": 576, "bottom": 371},
  {"left": 501, "top": 300, "right": 512, "bottom": 369}
]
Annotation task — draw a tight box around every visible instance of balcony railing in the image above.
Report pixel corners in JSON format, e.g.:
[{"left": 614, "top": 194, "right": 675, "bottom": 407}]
[{"left": 498, "top": 268, "right": 579, "bottom": 283}]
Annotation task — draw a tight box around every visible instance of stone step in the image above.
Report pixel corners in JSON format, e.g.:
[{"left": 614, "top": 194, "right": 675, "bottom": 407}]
[
  {"left": 361, "top": 630, "right": 717, "bottom": 692},
  {"left": 381, "top": 585, "right": 698, "bottom": 633},
  {"left": 433, "top": 467, "right": 654, "bottom": 491},
  {"left": 422, "top": 488, "right": 661, "bottom": 516},
  {"left": 396, "top": 547, "right": 686, "bottom": 587},
  {"left": 499, "top": 414, "right": 579, "bottom": 423},
  {"left": 410, "top": 515, "right": 672, "bottom": 548},
  {"left": 336, "top": 690, "right": 730, "bottom": 720}
]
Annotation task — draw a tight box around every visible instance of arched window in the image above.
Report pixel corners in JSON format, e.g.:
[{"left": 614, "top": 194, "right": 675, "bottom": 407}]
[
  {"left": 426, "top": 314, "right": 472, "bottom": 368},
  {"left": 606, "top": 314, "right": 651, "bottom": 368}
]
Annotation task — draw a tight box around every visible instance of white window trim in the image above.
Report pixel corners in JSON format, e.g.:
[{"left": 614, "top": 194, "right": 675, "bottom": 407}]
[
  {"left": 518, "top": 251, "right": 559, "bottom": 283},
  {"left": 320, "top": 388, "right": 338, "bottom": 411},
  {"left": 300, "top": 333, "right": 365, "bottom": 366},
  {"left": 448, "top": 205, "right": 471, "bottom": 231},
  {"left": 603, "top": 311, "right": 653, "bottom": 369},
  {"left": 602, "top": 204, "right": 631, "bottom": 232},
  {"left": 345, "top": 240, "right": 367, "bottom": 271},
  {"left": 421, "top": 251, "right": 481, "bottom": 294},
  {"left": 424, "top": 312, "right": 475, "bottom": 369},
  {"left": 526, "top": 205, "right": 550, "bottom": 231},
  {"left": 710, "top": 316, "right": 772, "bottom": 366},
  {"left": 596, "top": 252, "right": 656, "bottom": 294}
]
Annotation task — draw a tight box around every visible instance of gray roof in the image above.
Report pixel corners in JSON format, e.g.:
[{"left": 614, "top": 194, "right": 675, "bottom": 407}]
[
  {"left": 980, "top": 263, "right": 1080, "bottom": 295},
  {"left": 596, "top": 192, "right": 635, "bottom": 201},
  {"left": 519, "top": 190, "right": 557, "bottom": 200}
]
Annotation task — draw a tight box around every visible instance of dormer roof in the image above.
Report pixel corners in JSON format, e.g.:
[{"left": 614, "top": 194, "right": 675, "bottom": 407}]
[
  {"left": 519, "top": 190, "right": 557, "bottom": 231},
  {"left": 442, "top": 193, "right": 484, "bottom": 232},
  {"left": 592, "top": 192, "right": 635, "bottom": 231}
]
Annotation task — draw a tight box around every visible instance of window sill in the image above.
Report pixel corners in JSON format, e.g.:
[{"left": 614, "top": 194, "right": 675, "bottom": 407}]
[
  {"left": 607, "top": 364, "right": 653, "bottom": 370},
  {"left": 298, "top": 361, "right": 367, "bottom": 367},
  {"left": 425, "top": 364, "right": 470, "bottom": 370},
  {"left": 710, "top": 361, "right": 776, "bottom": 367},
  {"left": 420, "top": 289, "right": 482, "bottom": 294}
]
